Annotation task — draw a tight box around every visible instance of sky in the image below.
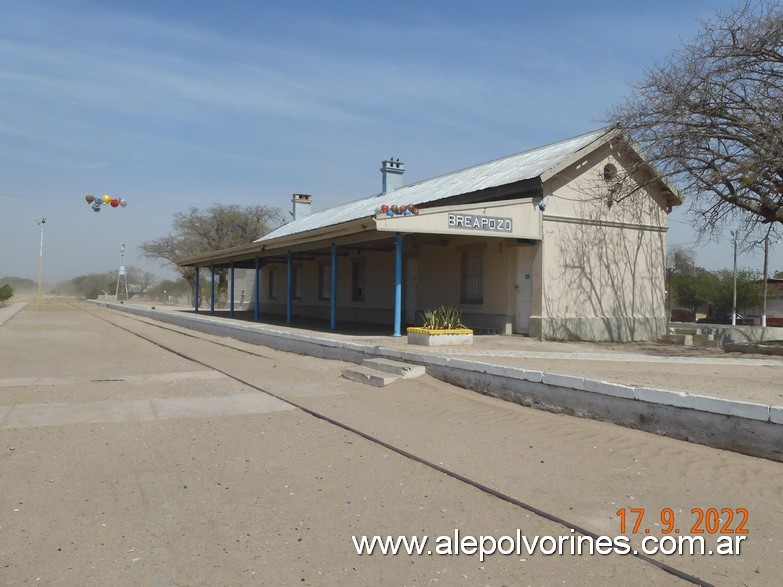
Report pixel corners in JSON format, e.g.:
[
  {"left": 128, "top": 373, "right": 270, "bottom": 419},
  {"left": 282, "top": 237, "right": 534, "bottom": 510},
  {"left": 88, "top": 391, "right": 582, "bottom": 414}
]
[{"left": 2, "top": 0, "right": 778, "bottom": 285}]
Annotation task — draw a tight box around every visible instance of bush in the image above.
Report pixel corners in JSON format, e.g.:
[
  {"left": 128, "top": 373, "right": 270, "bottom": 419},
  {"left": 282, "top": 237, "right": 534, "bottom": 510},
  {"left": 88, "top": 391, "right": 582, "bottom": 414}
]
[{"left": 0, "top": 284, "right": 14, "bottom": 304}]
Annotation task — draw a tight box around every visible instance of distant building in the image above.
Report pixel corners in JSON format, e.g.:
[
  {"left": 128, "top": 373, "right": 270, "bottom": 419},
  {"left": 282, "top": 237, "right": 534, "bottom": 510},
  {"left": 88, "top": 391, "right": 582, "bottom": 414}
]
[
  {"left": 179, "top": 128, "right": 681, "bottom": 341},
  {"left": 747, "top": 278, "right": 783, "bottom": 326}
]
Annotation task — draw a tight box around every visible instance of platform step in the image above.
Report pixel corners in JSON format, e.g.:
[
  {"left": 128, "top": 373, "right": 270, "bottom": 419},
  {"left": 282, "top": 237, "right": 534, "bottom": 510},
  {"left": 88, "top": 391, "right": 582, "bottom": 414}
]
[
  {"left": 341, "top": 366, "right": 400, "bottom": 388},
  {"left": 658, "top": 334, "right": 693, "bottom": 345},
  {"left": 362, "top": 358, "right": 425, "bottom": 379},
  {"left": 692, "top": 334, "right": 721, "bottom": 348}
]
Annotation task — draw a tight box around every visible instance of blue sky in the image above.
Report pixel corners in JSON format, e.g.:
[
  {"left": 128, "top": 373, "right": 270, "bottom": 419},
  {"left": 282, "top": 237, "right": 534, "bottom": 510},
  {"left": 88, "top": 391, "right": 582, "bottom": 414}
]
[{"left": 2, "top": 0, "right": 775, "bottom": 284}]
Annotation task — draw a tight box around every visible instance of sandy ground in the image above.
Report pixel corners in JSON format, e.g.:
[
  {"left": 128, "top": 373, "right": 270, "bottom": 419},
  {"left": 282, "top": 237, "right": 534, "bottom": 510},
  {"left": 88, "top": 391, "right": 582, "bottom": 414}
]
[{"left": 1, "top": 302, "right": 781, "bottom": 586}]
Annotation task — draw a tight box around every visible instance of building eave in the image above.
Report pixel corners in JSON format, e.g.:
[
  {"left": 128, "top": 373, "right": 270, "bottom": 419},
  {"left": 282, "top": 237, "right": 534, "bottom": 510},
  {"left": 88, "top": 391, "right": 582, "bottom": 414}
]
[
  {"left": 177, "top": 217, "right": 377, "bottom": 267},
  {"left": 540, "top": 127, "right": 683, "bottom": 208}
]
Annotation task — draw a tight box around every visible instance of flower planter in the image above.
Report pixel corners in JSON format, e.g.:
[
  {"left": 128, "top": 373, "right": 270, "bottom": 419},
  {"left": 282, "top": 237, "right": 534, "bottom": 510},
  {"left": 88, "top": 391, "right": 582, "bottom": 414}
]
[{"left": 406, "top": 327, "right": 474, "bottom": 346}]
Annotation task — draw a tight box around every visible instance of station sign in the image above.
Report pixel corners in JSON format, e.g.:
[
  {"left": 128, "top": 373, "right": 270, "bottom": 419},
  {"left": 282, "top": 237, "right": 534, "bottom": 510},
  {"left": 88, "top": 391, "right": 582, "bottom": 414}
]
[{"left": 447, "top": 213, "right": 513, "bottom": 233}]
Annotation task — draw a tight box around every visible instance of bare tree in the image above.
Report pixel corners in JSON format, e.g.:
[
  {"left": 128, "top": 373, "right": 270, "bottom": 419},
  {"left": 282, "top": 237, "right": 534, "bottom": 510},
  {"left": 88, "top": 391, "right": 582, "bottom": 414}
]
[
  {"left": 667, "top": 246, "right": 696, "bottom": 275},
  {"left": 125, "top": 267, "right": 157, "bottom": 296},
  {"left": 607, "top": 1, "right": 783, "bottom": 241},
  {"left": 140, "top": 204, "right": 285, "bottom": 305}
]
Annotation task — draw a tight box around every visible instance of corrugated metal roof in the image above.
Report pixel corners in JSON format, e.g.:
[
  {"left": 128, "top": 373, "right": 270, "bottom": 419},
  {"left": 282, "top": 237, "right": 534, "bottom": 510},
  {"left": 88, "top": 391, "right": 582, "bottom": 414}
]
[{"left": 257, "top": 127, "right": 612, "bottom": 243}]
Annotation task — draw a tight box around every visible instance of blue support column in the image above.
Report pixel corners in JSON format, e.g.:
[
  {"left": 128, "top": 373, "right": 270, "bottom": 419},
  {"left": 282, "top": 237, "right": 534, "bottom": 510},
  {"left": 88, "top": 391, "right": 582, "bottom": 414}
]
[
  {"left": 210, "top": 265, "right": 215, "bottom": 314},
  {"left": 229, "top": 261, "right": 235, "bottom": 318},
  {"left": 254, "top": 257, "right": 260, "bottom": 321},
  {"left": 286, "top": 252, "right": 293, "bottom": 325},
  {"left": 394, "top": 234, "right": 403, "bottom": 336},
  {"left": 194, "top": 266, "right": 200, "bottom": 312},
  {"left": 330, "top": 244, "right": 337, "bottom": 330}
]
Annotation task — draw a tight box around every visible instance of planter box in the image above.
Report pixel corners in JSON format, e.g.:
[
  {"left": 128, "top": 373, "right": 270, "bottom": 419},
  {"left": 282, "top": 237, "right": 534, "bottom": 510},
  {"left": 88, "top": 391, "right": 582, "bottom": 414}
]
[{"left": 406, "top": 327, "right": 474, "bottom": 346}]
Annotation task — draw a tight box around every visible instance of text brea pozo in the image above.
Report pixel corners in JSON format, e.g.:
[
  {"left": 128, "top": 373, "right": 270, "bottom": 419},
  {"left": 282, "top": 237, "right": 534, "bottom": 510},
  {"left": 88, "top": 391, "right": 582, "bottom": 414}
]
[{"left": 448, "top": 212, "right": 513, "bottom": 233}]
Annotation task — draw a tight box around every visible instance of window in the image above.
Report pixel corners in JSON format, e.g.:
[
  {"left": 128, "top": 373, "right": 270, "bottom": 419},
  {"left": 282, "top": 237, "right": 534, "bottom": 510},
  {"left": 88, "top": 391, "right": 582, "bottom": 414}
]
[
  {"left": 292, "top": 265, "right": 303, "bottom": 300},
  {"left": 319, "top": 264, "right": 331, "bottom": 301},
  {"left": 268, "top": 268, "right": 276, "bottom": 300},
  {"left": 351, "top": 261, "right": 366, "bottom": 302},
  {"left": 461, "top": 250, "right": 483, "bottom": 303}
]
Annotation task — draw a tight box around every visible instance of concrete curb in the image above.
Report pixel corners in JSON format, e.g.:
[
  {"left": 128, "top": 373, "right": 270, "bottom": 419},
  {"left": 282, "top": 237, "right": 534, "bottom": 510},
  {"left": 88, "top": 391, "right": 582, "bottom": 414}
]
[
  {"left": 0, "top": 302, "right": 27, "bottom": 327},
  {"left": 94, "top": 301, "right": 783, "bottom": 462},
  {"left": 724, "top": 342, "right": 783, "bottom": 356}
]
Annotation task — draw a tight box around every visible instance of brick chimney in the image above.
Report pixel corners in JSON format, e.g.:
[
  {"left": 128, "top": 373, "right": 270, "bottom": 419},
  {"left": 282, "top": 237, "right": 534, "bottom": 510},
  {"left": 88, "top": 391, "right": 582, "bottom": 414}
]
[
  {"left": 291, "top": 194, "right": 312, "bottom": 220},
  {"left": 380, "top": 158, "right": 404, "bottom": 193}
]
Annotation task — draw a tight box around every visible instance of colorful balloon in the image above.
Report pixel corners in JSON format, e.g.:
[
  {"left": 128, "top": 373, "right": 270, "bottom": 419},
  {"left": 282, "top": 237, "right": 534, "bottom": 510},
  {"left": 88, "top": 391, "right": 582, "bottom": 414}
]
[
  {"left": 386, "top": 210, "right": 394, "bottom": 217},
  {"left": 85, "top": 194, "right": 94, "bottom": 204},
  {"left": 110, "top": 198, "right": 119, "bottom": 208},
  {"left": 101, "top": 194, "right": 111, "bottom": 204},
  {"left": 119, "top": 198, "right": 127, "bottom": 208},
  {"left": 92, "top": 202, "right": 102, "bottom": 212},
  {"left": 380, "top": 204, "right": 389, "bottom": 213}
]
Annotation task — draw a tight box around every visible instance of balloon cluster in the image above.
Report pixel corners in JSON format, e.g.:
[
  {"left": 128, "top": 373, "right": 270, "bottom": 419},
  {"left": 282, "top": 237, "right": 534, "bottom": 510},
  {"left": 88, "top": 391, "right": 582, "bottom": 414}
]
[
  {"left": 85, "top": 194, "right": 127, "bottom": 213},
  {"left": 377, "top": 203, "right": 419, "bottom": 217}
]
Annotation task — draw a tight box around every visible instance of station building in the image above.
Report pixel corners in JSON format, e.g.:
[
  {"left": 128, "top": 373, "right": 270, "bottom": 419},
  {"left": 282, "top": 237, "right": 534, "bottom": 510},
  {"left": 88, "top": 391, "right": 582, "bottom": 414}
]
[{"left": 178, "top": 127, "right": 681, "bottom": 341}]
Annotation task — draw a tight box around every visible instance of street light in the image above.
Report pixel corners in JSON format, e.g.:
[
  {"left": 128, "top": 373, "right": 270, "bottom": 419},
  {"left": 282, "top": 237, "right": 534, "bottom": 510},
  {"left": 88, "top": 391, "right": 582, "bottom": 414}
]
[
  {"left": 116, "top": 242, "right": 128, "bottom": 301},
  {"left": 36, "top": 218, "right": 46, "bottom": 306},
  {"left": 762, "top": 237, "right": 781, "bottom": 327}
]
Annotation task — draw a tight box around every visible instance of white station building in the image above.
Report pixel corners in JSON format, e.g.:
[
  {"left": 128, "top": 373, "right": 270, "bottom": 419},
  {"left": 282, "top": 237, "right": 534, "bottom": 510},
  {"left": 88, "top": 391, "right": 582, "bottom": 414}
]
[{"left": 179, "top": 127, "right": 681, "bottom": 341}]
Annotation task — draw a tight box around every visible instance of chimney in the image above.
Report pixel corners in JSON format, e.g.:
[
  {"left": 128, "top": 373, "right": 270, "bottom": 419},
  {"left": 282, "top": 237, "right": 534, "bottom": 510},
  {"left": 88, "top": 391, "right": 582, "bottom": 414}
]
[
  {"left": 291, "top": 194, "right": 312, "bottom": 220},
  {"left": 380, "top": 158, "right": 404, "bottom": 193}
]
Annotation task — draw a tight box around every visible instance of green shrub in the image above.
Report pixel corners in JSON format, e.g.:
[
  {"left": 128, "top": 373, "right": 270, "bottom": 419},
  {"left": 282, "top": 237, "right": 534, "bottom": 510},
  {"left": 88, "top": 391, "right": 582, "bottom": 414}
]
[
  {"left": 0, "top": 284, "right": 14, "bottom": 304},
  {"left": 419, "top": 305, "right": 465, "bottom": 329}
]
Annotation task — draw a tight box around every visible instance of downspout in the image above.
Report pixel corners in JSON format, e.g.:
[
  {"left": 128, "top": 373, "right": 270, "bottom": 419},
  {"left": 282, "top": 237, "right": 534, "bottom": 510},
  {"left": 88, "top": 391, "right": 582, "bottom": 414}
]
[
  {"left": 287, "top": 252, "right": 293, "bottom": 325},
  {"left": 210, "top": 264, "right": 215, "bottom": 314},
  {"left": 229, "top": 261, "right": 235, "bottom": 318},
  {"left": 194, "top": 267, "right": 200, "bottom": 312},
  {"left": 254, "top": 257, "right": 260, "bottom": 321}
]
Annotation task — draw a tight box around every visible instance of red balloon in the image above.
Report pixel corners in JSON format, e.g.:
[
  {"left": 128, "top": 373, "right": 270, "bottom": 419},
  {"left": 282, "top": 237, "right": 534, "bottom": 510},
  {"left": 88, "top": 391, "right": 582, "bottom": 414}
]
[
  {"left": 110, "top": 198, "right": 119, "bottom": 208},
  {"left": 380, "top": 204, "right": 389, "bottom": 213}
]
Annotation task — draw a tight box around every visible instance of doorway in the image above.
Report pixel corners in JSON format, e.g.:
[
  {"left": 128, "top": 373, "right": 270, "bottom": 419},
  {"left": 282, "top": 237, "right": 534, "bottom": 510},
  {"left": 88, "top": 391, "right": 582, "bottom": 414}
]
[{"left": 515, "top": 247, "right": 533, "bottom": 334}]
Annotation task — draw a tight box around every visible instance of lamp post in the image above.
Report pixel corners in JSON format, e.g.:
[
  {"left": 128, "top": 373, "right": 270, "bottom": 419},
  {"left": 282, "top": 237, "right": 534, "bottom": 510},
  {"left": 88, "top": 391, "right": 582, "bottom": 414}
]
[
  {"left": 116, "top": 243, "right": 128, "bottom": 300},
  {"left": 762, "top": 237, "right": 781, "bottom": 327},
  {"left": 731, "top": 230, "right": 738, "bottom": 326},
  {"left": 36, "top": 218, "right": 46, "bottom": 306}
]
